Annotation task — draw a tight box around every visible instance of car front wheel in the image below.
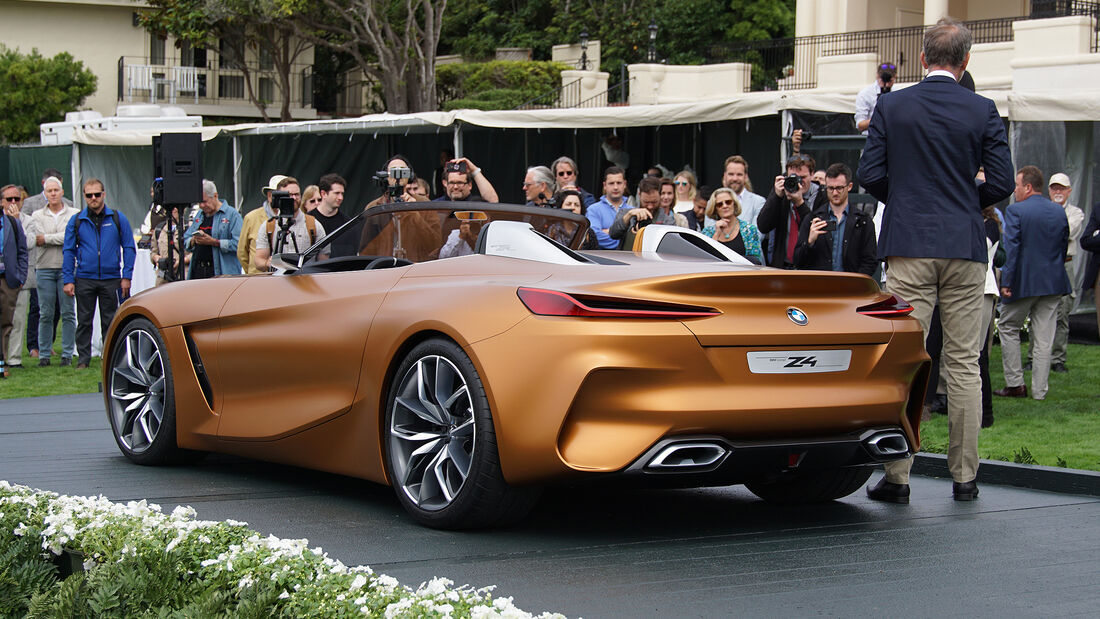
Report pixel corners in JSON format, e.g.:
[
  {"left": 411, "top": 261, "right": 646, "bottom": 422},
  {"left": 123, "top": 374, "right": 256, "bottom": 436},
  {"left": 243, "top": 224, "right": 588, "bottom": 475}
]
[
  {"left": 384, "top": 338, "right": 538, "bottom": 529},
  {"left": 106, "top": 317, "right": 195, "bottom": 465}
]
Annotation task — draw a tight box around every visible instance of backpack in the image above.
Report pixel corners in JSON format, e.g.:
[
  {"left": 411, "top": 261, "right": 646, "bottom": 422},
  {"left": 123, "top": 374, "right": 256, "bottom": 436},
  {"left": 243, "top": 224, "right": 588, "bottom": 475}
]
[{"left": 265, "top": 214, "right": 317, "bottom": 253}]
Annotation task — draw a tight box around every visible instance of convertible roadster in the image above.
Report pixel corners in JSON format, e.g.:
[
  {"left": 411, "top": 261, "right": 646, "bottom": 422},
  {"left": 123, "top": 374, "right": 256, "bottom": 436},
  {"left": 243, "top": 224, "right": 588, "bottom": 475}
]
[{"left": 103, "top": 201, "right": 929, "bottom": 529}]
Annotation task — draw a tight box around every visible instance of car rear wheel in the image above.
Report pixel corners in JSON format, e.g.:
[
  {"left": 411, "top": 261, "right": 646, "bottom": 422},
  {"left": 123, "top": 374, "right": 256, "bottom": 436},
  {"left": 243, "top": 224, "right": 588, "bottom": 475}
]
[
  {"left": 384, "top": 338, "right": 539, "bottom": 529},
  {"left": 744, "top": 467, "right": 874, "bottom": 503},
  {"left": 106, "top": 318, "right": 196, "bottom": 465}
]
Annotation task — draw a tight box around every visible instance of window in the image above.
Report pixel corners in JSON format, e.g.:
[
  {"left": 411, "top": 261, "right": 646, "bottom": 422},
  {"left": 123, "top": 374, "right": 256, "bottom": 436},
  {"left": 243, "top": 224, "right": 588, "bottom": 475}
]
[
  {"left": 150, "top": 33, "right": 166, "bottom": 65},
  {"left": 219, "top": 75, "right": 244, "bottom": 99},
  {"left": 259, "top": 46, "right": 274, "bottom": 70},
  {"left": 219, "top": 39, "right": 244, "bottom": 70},
  {"left": 180, "top": 40, "right": 207, "bottom": 69},
  {"left": 259, "top": 77, "right": 274, "bottom": 102}
]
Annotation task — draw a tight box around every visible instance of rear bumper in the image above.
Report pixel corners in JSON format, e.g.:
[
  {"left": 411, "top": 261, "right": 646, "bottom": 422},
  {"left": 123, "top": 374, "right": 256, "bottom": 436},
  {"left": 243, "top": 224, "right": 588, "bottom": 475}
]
[{"left": 470, "top": 315, "right": 929, "bottom": 485}]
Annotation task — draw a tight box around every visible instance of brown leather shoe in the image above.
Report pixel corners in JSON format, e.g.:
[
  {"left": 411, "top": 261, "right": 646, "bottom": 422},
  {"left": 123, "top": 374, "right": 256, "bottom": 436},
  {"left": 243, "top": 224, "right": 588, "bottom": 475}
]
[{"left": 993, "top": 385, "right": 1027, "bottom": 398}]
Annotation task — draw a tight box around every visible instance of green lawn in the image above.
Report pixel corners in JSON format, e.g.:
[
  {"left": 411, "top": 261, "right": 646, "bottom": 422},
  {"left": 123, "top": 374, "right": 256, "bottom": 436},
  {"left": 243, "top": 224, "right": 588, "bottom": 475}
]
[
  {"left": 1, "top": 339, "right": 103, "bottom": 399},
  {"left": 5, "top": 332, "right": 1098, "bottom": 471},
  {"left": 919, "top": 342, "right": 1100, "bottom": 472}
]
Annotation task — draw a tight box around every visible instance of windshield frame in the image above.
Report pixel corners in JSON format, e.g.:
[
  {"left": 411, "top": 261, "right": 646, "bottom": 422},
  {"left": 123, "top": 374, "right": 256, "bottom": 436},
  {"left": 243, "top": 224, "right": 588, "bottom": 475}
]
[{"left": 298, "top": 200, "right": 592, "bottom": 264}]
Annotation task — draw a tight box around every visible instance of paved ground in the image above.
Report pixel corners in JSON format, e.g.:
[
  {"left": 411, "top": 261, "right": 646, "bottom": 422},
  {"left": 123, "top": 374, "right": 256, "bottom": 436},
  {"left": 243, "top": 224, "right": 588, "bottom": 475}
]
[{"left": 3, "top": 393, "right": 1099, "bottom": 617}]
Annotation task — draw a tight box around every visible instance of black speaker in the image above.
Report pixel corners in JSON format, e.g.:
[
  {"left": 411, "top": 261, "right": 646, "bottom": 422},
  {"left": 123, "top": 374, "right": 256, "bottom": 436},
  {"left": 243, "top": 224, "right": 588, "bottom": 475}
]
[{"left": 153, "top": 133, "right": 202, "bottom": 205}]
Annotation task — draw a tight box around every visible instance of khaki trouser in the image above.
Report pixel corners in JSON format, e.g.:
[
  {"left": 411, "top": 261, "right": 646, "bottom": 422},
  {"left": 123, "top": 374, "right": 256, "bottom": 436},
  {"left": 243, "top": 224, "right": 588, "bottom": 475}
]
[
  {"left": 882, "top": 257, "right": 986, "bottom": 485},
  {"left": 6, "top": 287, "right": 29, "bottom": 365}
]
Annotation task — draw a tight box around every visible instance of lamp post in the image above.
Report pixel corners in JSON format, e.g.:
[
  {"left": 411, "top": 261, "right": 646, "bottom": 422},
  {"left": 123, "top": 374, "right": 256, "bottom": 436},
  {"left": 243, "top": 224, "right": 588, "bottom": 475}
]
[
  {"left": 580, "top": 30, "right": 589, "bottom": 71},
  {"left": 647, "top": 21, "right": 658, "bottom": 63}
]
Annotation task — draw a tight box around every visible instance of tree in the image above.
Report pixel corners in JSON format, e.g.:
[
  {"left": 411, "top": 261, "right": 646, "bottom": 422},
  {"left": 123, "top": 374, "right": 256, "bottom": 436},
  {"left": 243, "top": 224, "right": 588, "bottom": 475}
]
[
  {"left": 0, "top": 46, "right": 97, "bottom": 144},
  {"left": 286, "top": 0, "right": 447, "bottom": 114},
  {"left": 439, "top": 0, "right": 795, "bottom": 83},
  {"left": 139, "top": 0, "right": 311, "bottom": 122}
]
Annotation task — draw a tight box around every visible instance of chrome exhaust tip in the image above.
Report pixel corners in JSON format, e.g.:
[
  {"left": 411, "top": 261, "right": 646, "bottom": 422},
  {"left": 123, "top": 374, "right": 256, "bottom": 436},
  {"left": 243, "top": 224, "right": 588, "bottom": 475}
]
[
  {"left": 647, "top": 442, "right": 728, "bottom": 470},
  {"left": 862, "top": 430, "right": 911, "bottom": 460}
]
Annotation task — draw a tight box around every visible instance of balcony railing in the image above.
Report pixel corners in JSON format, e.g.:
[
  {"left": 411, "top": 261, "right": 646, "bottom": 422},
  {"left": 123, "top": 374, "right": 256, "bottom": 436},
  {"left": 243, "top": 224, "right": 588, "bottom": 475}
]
[
  {"left": 117, "top": 56, "right": 314, "bottom": 110},
  {"left": 707, "top": 0, "right": 1100, "bottom": 92},
  {"left": 514, "top": 75, "right": 631, "bottom": 110}
]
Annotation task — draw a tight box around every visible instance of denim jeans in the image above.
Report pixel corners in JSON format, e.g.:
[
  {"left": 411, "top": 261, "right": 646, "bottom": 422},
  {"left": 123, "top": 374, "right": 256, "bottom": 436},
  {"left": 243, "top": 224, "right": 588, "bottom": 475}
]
[{"left": 37, "top": 269, "right": 76, "bottom": 361}]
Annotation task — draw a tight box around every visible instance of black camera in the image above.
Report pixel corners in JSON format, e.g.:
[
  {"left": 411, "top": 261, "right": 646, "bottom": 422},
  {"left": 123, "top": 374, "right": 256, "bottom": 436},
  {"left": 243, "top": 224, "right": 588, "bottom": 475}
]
[
  {"left": 271, "top": 190, "right": 296, "bottom": 219},
  {"left": 445, "top": 160, "right": 467, "bottom": 174},
  {"left": 783, "top": 174, "right": 802, "bottom": 194},
  {"left": 824, "top": 220, "right": 837, "bottom": 232}
]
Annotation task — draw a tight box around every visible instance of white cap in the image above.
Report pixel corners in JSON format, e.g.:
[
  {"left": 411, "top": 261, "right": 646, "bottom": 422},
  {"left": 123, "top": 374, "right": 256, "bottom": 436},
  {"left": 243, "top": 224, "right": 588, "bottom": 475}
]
[
  {"left": 263, "top": 174, "right": 288, "bottom": 193},
  {"left": 1048, "top": 172, "right": 1071, "bottom": 188}
]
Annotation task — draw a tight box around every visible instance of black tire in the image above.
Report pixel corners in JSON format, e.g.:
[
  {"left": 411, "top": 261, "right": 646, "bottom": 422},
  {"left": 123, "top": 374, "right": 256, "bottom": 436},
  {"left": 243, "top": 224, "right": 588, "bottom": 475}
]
[
  {"left": 745, "top": 467, "right": 874, "bottom": 503},
  {"left": 384, "top": 338, "right": 539, "bottom": 529},
  {"left": 105, "top": 317, "right": 199, "bottom": 465}
]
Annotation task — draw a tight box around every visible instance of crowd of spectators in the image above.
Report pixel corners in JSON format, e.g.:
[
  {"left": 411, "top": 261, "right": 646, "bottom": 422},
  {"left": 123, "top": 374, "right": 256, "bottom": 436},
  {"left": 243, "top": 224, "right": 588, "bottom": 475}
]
[{"left": 1, "top": 112, "right": 1098, "bottom": 384}]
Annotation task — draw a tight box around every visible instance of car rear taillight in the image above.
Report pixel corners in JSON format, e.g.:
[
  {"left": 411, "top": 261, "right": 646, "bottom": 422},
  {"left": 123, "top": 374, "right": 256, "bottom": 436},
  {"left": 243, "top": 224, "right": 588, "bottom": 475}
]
[
  {"left": 517, "top": 287, "right": 720, "bottom": 319},
  {"left": 857, "top": 294, "right": 914, "bottom": 318}
]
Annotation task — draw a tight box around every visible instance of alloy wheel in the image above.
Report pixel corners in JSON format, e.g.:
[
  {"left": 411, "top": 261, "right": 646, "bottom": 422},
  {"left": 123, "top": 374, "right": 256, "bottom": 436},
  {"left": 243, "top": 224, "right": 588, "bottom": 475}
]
[
  {"left": 388, "top": 355, "right": 476, "bottom": 511},
  {"left": 109, "top": 328, "right": 166, "bottom": 454}
]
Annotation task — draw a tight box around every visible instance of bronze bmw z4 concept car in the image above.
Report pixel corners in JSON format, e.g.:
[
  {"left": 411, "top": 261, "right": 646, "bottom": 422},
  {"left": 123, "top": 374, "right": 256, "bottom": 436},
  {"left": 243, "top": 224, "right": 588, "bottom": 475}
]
[{"left": 103, "top": 201, "right": 929, "bottom": 529}]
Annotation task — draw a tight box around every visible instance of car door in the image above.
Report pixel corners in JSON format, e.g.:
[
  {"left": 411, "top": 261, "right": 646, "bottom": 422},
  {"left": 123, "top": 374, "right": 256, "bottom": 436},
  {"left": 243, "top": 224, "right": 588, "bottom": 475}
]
[{"left": 212, "top": 268, "right": 404, "bottom": 440}]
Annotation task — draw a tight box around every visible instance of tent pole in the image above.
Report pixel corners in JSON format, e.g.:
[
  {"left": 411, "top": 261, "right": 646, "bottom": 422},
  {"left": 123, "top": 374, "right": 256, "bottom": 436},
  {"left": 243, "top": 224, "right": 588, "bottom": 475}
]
[
  {"left": 780, "top": 110, "right": 792, "bottom": 172},
  {"left": 453, "top": 121, "right": 462, "bottom": 158},
  {"left": 71, "top": 143, "right": 81, "bottom": 200},
  {"left": 232, "top": 134, "right": 242, "bottom": 212}
]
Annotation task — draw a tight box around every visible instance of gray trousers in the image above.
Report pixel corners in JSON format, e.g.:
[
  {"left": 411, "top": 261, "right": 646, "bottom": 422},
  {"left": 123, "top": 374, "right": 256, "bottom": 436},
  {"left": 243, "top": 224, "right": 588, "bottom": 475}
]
[
  {"left": 1026, "top": 293, "right": 1073, "bottom": 366},
  {"left": 998, "top": 294, "right": 1061, "bottom": 400}
]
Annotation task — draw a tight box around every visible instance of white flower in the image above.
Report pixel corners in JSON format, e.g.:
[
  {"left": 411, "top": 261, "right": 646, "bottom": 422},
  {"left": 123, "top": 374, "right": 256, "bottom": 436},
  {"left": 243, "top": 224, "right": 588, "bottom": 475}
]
[
  {"left": 349, "top": 574, "right": 368, "bottom": 591},
  {"left": 278, "top": 590, "right": 290, "bottom": 599}
]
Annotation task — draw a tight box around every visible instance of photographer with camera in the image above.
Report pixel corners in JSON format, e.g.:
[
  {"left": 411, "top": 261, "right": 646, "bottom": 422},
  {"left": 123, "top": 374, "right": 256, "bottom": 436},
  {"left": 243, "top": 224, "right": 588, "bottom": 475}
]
[
  {"left": 183, "top": 180, "right": 242, "bottom": 279},
  {"left": 433, "top": 157, "right": 498, "bottom": 203},
  {"left": 756, "top": 154, "right": 827, "bottom": 269},
  {"left": 855, "top": 62, "right": 897, "bottom": 135},
  {"left": 793, "top": 163, "right": 878, "bottom": 275},
  {"left": 253, "top": 177, "right": 326, "bottom": 271},
  {"left": 149, "top": 205, "right": 185, "bottom": 286},
  {"left": 239, "top": 175, "right": 287, "bottom": 274}
]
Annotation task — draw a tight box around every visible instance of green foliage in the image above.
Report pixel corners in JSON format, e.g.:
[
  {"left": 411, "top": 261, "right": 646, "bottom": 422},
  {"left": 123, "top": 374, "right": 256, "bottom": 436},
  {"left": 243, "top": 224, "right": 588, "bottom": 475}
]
[
  {"left": 440, "top": 0, "right": 796, "bottom": 83},
  {"left": 0, "top": 46, "right": 97, "bottom": 145},
  {"left": 1012, "top": 446, "right": 1038, "bottom": 465},
  {"left": 0, "top": 484, "right": 559, "bottom": 617},
  {"left": 436, "top": 60, "right": 567, "bottom": 111}
]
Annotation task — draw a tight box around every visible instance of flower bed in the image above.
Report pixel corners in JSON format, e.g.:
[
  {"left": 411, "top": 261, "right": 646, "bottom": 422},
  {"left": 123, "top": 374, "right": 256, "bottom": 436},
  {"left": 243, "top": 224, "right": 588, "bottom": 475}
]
[{"left": 0, "top": 481, "right": 563, "bottom": 618}]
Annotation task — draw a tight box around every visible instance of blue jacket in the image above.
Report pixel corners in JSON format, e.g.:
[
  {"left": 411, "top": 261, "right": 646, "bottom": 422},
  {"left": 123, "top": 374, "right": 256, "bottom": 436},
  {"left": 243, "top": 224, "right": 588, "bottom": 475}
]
[
  {"left": 184, "top": 200, "right": 243, "bottom": 277},
  {"left": 858, "top": 75, "right": 1014, "bottom": 262},
  {"left": 1, "top": 214, "right": 29, "bottom": 288},
  {"left": 1001, "top": 194, "right": 1072, "bottom": 301},
  {"left": 1081, "top": 200, "right": 1100, "bottom": 294},
  {"left": 62, "top": 206, "right": 136, "bottom": 283}
]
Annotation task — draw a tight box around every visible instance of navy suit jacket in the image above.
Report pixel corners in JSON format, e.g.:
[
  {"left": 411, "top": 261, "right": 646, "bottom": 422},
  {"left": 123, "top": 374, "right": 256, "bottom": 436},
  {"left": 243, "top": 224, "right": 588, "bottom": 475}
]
[
  {"left": 858, "top": 75, "right": 1014, "bottom": 262},
  {"left": 1000, "top": 194, "right": 1071, "bottom": 301},
  {"left": 1, "top": 214, "right": 29, "bottom": 288},
  {"left": 1078, "top": 200, "right": 1100, "bottom": 293}
]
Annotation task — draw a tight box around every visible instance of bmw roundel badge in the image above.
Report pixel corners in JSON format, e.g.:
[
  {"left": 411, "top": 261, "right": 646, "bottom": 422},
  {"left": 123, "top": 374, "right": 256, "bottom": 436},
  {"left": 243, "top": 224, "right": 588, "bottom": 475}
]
[{"left": 787, "top": 307, "right": 808, "bottom": 326}]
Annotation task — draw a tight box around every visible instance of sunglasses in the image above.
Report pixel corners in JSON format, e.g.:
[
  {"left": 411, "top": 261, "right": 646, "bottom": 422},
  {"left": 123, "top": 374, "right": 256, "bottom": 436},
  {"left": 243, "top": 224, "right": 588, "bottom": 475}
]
[
  {"left": 307, "top": 197, "right": 322, "bottom": 203},
  {"left": 714, "top": 199, "right": 734, "bottom": 207},
  {"left": 674, "top": 181, "right": 690, "bottom": 186},
  {"left": 557, "top": 170, "right": 574, "bottom": 176},
  {"left": 84, "top": 192, "right": 103, "bottom": 199},
  {"left": 2, "top": 196, "right": 21, "bottom": 202},
  {"left": 879, "top": 63, "right": 897, "bottom": 71}
]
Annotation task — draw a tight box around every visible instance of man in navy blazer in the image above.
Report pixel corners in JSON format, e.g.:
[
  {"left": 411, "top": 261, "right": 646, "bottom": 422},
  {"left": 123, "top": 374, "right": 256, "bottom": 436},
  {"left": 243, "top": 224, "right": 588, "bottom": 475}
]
[
  {"left": 1081, "top": 201, "right": 1100, "bottom": 337},
  {"left": 995, "top": 166, "right": 1072, "bottom": 401},
  {"left": 857, "top": 17, "right": 1013, "bottom": 504}
]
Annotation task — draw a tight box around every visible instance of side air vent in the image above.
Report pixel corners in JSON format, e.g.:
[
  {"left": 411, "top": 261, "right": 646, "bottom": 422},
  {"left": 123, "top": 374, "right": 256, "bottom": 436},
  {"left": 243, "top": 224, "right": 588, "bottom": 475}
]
[{"left": 184, "top": 332, "right": 214, "bottom": 409}]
